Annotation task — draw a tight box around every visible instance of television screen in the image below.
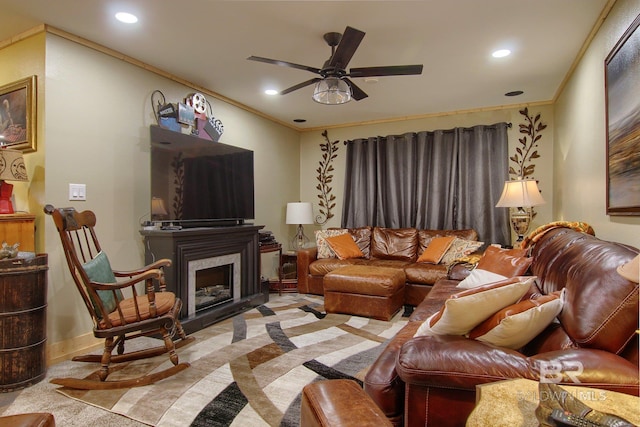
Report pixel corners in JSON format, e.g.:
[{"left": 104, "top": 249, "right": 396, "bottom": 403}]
[{"left": 150, "top": 125, "right": 255, "bottom": 225}]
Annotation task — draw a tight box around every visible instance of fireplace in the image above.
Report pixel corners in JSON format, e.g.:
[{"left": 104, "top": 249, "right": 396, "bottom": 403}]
[
  {"left": 141, "top": 225, "right": 268, "bottom": 333},
  {"left": 188, "top": 254, "right": 241, "bottom": 316}
]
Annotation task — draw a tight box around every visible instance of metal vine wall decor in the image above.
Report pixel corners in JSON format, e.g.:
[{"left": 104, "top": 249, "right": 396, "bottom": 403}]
[
  {"left": 510, "top": 107, "right": 546, "bottom": 179},
  {"left": 315, "top": 130, "right": 339, "bottom": 225}
]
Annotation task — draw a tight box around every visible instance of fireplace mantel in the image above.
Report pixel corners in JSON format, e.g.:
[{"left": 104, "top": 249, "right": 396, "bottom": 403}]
[{"left": 140, "top": 225, "right": 268, "bottom": 333}]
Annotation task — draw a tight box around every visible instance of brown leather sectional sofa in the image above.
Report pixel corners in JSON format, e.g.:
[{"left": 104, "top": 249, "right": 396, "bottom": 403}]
[
  {"left": 361, "top": 227, "right": 639, "bottom": 426},
  {"left": 297, "top": 226, "right": 479, "bottom": 306}
]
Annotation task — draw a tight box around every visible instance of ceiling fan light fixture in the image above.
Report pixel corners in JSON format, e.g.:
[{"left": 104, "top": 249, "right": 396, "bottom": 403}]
[{"left": 312, "top": 77, "right": 352, "bottom": 105}]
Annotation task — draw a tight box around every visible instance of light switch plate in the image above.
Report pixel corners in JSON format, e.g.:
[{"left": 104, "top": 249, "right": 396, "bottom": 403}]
[{"left": 69, "top": 183, "right": 86, "bottom": 201}]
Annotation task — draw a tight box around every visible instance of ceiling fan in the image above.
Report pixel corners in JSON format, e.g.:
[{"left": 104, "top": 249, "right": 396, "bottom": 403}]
[{"left": 247, "top": 26, "right": 423, "bottom": 104}]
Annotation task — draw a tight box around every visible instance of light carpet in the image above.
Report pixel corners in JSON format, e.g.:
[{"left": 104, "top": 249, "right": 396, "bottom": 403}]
[{"left": 47, "top": 294, "right": 407, "bottom": 426}]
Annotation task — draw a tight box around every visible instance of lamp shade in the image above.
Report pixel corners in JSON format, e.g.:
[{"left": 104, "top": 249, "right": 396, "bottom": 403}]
[
  {"left": 495, "top": 179, "right": 546, "bottom": 208},
  {"left": 151, "top": 197, "right": 168, "bottom": 216},
  {"left": 0, "top": 148, "right": 28, "bottom": 182},
  {"left": 286, "top": 202, "right": 314, "bottom": 225},
  {"left": 312, "top": 77, "right": 352, "bottom": 105}
]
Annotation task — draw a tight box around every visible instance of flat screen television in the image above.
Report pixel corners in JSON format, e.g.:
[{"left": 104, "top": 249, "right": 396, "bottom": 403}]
[{"left": 150, "top": 125, "right": 255, "bottom": 227}]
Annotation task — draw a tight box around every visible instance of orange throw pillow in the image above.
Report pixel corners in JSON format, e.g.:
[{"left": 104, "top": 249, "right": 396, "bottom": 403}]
[
  {"left": 417, "top": 236, "right": 456, "bottom": 264},
  {"left": 325, "top": 233, "right": 364, "bottom": 260},
  {"left": 475, "top": 246, "right": 532, "bottom": 277}
]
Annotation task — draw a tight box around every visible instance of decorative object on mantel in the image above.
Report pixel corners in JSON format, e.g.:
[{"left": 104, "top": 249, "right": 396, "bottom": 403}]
[
  {"left": 151, "top": 89, "right": 224, "bottom": 141},
  {"left": 0, "top": 241, "right": 19, "bottom": 259},
  {"left": 0, "top": 147, "right": 28, "bottom": 214},
  {"left": 510, "top": 107, "right": 545, "bottom": 180},
  {"left": 286, "top": 202, "right": 314, "bottom": 250},
  {"left": 315, "top": 130, "right": 339, "bottom": 225},
  {"left": 496, "top": 179, "right": 546, "bottom": 245}
]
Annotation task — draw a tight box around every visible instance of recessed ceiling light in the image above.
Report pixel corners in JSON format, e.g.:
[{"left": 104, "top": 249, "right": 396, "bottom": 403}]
[
  {"left": 492, "top": 49, "right": 511, "bottom": 58},
  {"left": 265, "top": 89, "right": 278, "bottom": 96},
  {"left": 293, "top": 119, "right": 306, "bottom": 123},
  {"left": 505, "top": 90, "right": 524, "bottom": 96},
  {"left": 115, "top": 12, "right": 138, "bottom": 24}
]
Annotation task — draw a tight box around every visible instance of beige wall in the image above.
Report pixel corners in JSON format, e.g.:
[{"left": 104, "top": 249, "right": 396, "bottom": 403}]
[
  {"left": 298, "top": 104, "right": 556, "bottom": 243},
  {"left": 554, "top": 0, "right": 640, "bottom": 248}
]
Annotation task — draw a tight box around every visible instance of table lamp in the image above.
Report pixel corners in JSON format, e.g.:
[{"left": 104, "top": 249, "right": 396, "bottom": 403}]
[
  {"left": 0, "top": 148, "right": 28, "bottom": 214},
  {"left": 496, "top": 179, "right": 545, "bottom": 244},
  {"left": 286, "top": 202, "right": 314, "bottom": 250},
  {"left": 151, "top": 197, "right": 169, "bottom": 222}
]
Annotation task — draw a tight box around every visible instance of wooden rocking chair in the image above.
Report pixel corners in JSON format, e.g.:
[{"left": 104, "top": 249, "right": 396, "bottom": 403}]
[{"left": 44, "top": 204, "right": 194, "bottom": 390}]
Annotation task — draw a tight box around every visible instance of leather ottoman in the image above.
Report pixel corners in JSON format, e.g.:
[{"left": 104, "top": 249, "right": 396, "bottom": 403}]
[
  {"left": 323, "top": 265, "right": 405, "bottom": 321},
  {"left": 301, "top": 379, "right": 392, "bottom": 427}
]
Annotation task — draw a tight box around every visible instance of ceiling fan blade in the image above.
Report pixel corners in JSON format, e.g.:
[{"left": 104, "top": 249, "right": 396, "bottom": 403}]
[
  {"left": 327, "top": 26, "right": 365, "bottom": 69},
  {"left": 247, "top": 56, "right": 321, "bottom": 74},
  {"left": 280, "top": 78, "right": 322, "bottom": 95},
  {"left": 349, "top": 64, "right": 424, "bottom": 78},
  {"left": 345, "top": 78, "right": 368, "bottom": 101}
]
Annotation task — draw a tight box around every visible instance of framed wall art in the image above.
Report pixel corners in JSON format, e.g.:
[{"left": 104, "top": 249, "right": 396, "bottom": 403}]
[
  {"left": 605, "top": 14, "right": 640, "bottom": 215},
  {"left": 0, "top": 75, "right": 37, "bottom": 152}
]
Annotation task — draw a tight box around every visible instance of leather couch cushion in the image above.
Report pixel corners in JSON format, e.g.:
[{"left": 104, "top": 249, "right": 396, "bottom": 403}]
[
  {"left": 346, "top": 226, "right": 373, "bottom": 259},
  {"left": 371, "top": 227, "right": 419, "bottom": 262},
  {"left": 475, "top": 246, "right": 532, "bottom": 277},
  {"left": 309, "top": 258, "right": 363, "bottom": 276},
  {"left": 530, "top": 228, "right": 639, "bottom": 354},
  {"left": 404, "top": 262, "right": 448, "bottom": 285}
]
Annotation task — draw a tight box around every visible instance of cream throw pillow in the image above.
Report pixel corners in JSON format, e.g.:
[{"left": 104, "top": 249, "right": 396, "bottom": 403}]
[
  {"left": 468, "top": 291, "right": 564, "bottom": 349},
  {"left": 414, "top": 276, "right": 535, "bottom": 337},
  {"left": 456, "top": 268, "right": 507, "bottom": 289}
]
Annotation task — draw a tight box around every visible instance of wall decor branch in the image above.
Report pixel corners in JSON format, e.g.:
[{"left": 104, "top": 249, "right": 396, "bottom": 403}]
[
  {"left": 510, "top": 107, "right": 546, "bottom": 179},
  {"left": 316, "top": 130, "right": 339, "bottom": 225}
]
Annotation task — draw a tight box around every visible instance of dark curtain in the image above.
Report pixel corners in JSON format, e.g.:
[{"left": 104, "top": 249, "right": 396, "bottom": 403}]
[{"left": 342, "top": 123, "right": 510, "bottom": 246}]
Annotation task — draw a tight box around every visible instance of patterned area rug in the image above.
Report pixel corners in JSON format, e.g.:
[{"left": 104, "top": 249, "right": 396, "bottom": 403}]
[{"left": 56, "top": 294, "right": 408, "bottom": 426}]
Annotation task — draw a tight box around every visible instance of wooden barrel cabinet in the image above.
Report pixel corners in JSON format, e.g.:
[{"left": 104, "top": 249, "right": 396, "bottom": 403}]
[{"left": 0, "top": 254, "right": 48, "bottom": 391}]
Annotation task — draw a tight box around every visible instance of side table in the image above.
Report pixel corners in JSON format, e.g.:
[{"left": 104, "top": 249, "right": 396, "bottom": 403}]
[
  {"left": 260, "top": 243, "right": 283, "bottom": 295},
  {"left": 466, "top": 379, "right": 640, "bottom": 427},
  {"left": 279, "top": 250, "right": 298, "bottom": 293}
]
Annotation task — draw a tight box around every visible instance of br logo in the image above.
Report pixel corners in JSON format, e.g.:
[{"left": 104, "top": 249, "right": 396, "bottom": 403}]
[{"left": 539, "top": 361, "right": 584, "bottom": 384}]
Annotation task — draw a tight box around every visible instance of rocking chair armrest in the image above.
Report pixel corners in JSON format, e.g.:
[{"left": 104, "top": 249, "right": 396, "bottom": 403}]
[
  {"left": 89, "top": 269, "right": 164, "bottom": 291},
  {"left": 113, "top": 258, "right": 172, "bottom": 277}
]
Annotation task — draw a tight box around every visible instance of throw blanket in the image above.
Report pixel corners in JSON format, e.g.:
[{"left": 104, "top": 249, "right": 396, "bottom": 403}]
[{"left": 521, "top": 221, "right": 595, "bottom": 250}]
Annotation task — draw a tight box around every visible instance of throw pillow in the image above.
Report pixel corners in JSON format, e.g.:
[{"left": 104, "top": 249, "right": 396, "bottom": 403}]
[
  {"left": 475, "top": 245, "right": 533, "bottom": 277},
  {"left": 440, "top": 238, "right": 484, "bottom": 265},
  {"left": 468, "top": 291, "right": 564, "bottom": 349},
  {"left": 417, "top": 236, "right": 456, "bottom": 264},
  {"left": 325, "top": 233, "right": 365, "bottom": 260},
  {"left": 413, "top": 276, "right": 535, "bottom": 337},
  {"left": 456, "top": 268, "right": 507, "bottom": 289},
  {"left": 315, "top": 229, "right": 347, "bottom": 259},
  {"left": 82, "top": 251, "right": 123, "bottom": 316}
]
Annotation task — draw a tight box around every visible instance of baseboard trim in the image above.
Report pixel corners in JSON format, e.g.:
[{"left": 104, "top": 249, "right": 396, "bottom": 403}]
[{"left": 47, "top": 333, "right": 103, "bottom": 366}]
